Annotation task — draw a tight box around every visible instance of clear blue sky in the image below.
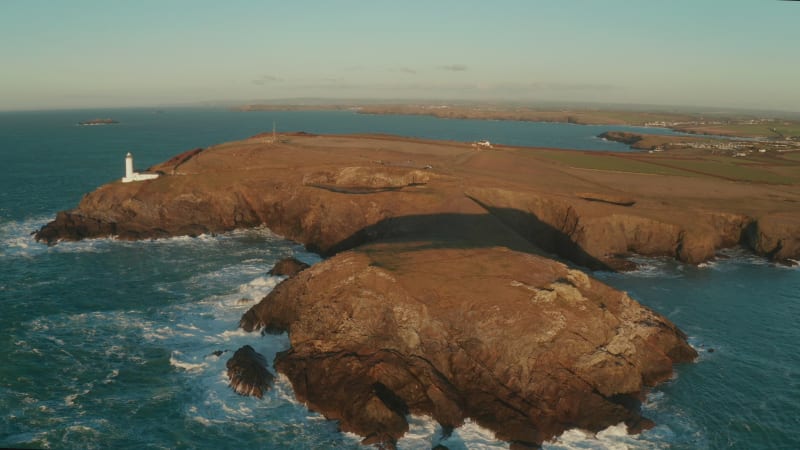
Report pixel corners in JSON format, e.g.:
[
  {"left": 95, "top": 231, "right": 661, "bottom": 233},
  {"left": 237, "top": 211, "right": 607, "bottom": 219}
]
[{"left": 1, "top": 0, "right": 798, "bottom": 111}]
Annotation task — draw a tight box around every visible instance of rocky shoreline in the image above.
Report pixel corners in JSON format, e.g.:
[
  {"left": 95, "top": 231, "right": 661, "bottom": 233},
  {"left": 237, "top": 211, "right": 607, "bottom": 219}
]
[{"left": 35, "top": 132, "right": 800, "bottom": 447}]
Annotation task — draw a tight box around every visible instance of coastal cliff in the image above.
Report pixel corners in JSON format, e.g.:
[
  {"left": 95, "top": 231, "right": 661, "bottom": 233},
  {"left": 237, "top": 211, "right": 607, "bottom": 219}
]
[
  {"left": 34, "top": 132, "right": 800, "bottom": 446},
  {"left": 36, "top": 140, "right": 800, "bottom": 266}
]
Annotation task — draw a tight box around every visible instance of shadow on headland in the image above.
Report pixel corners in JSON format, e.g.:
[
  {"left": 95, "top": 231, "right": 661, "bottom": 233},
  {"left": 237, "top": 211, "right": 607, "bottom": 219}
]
[{"left": 315, "top": 207, "right": 614, "bottom": 271}]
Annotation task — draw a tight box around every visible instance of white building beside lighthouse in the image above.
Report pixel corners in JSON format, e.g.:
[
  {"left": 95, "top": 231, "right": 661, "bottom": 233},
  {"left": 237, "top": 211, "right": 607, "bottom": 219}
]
[{"left": 122, "top": 152, "right": 159, "bottom": 183}]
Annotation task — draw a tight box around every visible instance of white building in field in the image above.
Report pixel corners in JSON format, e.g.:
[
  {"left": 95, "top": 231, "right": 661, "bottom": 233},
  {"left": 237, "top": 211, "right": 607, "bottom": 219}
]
[
  {"left": 472, "top": 140, "right": 493, "bottom": 149},
  {"left": 122, "top": 152, "right": 159, "bottom": 183}
]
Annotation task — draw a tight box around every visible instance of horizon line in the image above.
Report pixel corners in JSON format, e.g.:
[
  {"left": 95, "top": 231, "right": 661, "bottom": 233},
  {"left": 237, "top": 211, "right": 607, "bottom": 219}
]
[{"left": 1, "top": 97, "right": 799, "bottom": 118}]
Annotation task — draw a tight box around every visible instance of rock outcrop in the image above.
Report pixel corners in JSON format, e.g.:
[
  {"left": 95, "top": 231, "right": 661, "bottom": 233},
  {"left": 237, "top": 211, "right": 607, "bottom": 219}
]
[
  {"left": 241, "top": 246, "right": 696, "bottom": 447},
  {"left": 226, "top": 345, "right": 274, "bottom": 399},
  {"left": 268, "top": 257, "right": 310, "bottom": 277}
]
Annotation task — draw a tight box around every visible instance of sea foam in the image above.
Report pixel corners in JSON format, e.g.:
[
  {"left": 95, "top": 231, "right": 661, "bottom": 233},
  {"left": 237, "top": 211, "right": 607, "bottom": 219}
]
[
  {"left": 169, "top": 351, "right": 207, "bottom": 372},
  {"left": 393, "top": 415, "right": 511, "bottom": 449},
  {"left": 0, "top": 216, "right": 51, "bottom": 258}
]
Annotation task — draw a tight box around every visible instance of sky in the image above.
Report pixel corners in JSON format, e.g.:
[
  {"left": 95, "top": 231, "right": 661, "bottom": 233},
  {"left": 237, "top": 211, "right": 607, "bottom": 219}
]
[{"left": 1, "top": 0, "right": 799, "bottom": 112}]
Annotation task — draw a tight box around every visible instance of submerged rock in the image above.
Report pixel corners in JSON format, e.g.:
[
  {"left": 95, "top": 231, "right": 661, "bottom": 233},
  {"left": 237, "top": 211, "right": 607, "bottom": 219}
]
[{"left": 226, "top": 345, "right": 274, "bottom": 399}]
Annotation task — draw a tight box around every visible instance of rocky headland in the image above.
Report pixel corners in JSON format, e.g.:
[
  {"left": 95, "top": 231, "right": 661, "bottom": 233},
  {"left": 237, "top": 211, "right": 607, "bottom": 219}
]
[
  {"left": 35, "top": 132, "right": 800, "bottom": 447},
  {"left": 241, "top": 246, "right": 696, "bottom": 447}
]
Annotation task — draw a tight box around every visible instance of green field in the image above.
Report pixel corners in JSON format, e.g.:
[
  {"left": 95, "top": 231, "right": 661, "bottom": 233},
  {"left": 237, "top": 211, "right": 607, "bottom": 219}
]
[
  {"left": 529, "top": 150, "right": 696, "bottom": 177},
  {"left": 679, "top": 122, "right": 800, "bottom": 139},
  {"left": 525, "top": 149, "right": 799, "bottom": 184},
  {"left": 721, "top": 123, "right": 800, "bottom": 138},
  {"left": 646, "top": 158, "right": 794, "bottom": 184},
  {"left": 584, "top": 111, "right": 695, "bottom": 126},
  {"left": 781, "top": 152, "right": 800, "bottom": 162}
]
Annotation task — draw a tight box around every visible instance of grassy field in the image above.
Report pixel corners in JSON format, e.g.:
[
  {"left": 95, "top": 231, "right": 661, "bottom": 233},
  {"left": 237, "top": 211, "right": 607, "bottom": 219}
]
[
  {"left": 526, "top": 150, "right": 696, "bottom": 177},
  {"left": 574, "top": 111, "right": 695, "bottom": 126},
  {"left": 643, "top": 157, "right": 795, "bottom": 184},
  {"left": 523, "top": 148, "right": 800, "bottom": 185},
  {"left": 678, "top": 122, "right": 800, "bottom": 139}
]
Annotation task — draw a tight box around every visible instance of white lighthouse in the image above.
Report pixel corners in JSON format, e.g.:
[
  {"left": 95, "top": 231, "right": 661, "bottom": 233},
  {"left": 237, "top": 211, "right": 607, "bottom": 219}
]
[
  {"left": 125, "top": 152, "right": 134, "bottom": 179},
  {"left": 121, "top": 152, "right": 159, "bottom": 183}
]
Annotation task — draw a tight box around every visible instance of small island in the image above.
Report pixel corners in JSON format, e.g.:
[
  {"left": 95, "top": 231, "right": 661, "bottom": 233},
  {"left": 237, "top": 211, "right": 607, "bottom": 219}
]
[{"left": 78, "top": 118, "right": 119, "bottom": 126}]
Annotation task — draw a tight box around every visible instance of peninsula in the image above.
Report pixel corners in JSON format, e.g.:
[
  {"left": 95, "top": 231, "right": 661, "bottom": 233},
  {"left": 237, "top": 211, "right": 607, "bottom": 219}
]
[{"left": 35, "top": 132, "right": 800, "bottom": 447}]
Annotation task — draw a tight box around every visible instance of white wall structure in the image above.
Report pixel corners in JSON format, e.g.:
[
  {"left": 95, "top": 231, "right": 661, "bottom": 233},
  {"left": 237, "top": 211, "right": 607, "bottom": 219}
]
[{"left": 122, "top": 152, "right": 159, "bottom": 183}]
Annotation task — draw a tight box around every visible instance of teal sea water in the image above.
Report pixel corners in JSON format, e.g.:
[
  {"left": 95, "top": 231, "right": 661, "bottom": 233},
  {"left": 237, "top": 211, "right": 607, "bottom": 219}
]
[{"left": 1, "top": 108, "right": 799, "bottom": 449}]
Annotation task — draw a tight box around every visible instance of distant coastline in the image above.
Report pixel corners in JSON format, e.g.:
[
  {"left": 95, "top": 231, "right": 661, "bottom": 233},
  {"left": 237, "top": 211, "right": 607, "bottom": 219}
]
[
  {"left": 598, "top": 130, "right": 800, "bottom": 155},
  {"left": 235, "top": 103, "right": 800, "bottom": 140}
]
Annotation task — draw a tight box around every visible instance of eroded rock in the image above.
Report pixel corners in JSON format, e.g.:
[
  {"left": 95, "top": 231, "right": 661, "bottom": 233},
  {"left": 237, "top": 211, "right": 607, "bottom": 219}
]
[
  {"left": 226, "top": 345, "right": 274, "bottom": 399},
  {"left": 268, "top": 257, "right": 310, "bottom": 277},
  {"left": 242, "top": 247, "right": 696, "bottom": 447}
]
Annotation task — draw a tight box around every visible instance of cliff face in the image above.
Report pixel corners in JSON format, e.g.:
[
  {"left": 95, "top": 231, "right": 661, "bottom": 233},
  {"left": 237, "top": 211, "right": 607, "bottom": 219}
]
[
  {"left": 35, "top": 165, "right": 447, "bottom": 256},
  {"left": 464, "top": 187, "right": 756, "bottom": 268},
  {"left": 36, "top": 169, "right": 799, "bottom": 267},
  {"left": 32, "top": 133, "right": 800, "bottom": 446},
  {"left": 742, "top": 214, "right": 800, "bottom": 262}
]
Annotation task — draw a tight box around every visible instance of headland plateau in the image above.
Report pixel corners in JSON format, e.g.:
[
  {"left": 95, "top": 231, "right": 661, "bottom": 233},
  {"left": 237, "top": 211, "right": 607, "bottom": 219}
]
[{"left": 35, "top": 131, "right": 800, "bottom": 448}]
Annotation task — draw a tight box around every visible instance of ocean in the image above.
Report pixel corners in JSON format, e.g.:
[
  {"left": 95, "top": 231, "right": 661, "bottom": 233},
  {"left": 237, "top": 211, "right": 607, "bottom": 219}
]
[{"left": 1, "top": 108, "right": 798, "bottom": 449}]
